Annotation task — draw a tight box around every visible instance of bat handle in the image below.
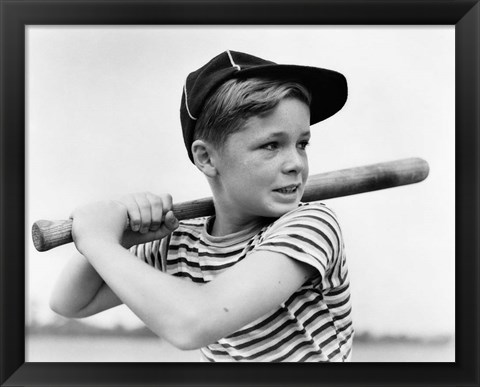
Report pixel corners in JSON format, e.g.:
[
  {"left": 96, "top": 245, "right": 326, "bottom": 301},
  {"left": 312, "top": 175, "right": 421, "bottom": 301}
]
[
  {"left": 32, "top": 219, "right": 74, "bottom": 252},
  {"left": 32, "top": 197, "right": 216, "bottom": 252}
]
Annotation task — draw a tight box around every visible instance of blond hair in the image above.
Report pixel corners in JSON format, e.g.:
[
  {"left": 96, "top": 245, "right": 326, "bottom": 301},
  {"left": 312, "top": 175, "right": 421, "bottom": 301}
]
[{"left": 193, "top": 77, "right": 311, "bottom": 148}]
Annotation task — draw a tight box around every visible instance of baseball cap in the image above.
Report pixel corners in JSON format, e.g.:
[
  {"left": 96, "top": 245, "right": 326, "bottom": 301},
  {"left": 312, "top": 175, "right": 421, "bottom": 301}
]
[{"left": 180, "top": 50, "right": 348, "bottom": 162}]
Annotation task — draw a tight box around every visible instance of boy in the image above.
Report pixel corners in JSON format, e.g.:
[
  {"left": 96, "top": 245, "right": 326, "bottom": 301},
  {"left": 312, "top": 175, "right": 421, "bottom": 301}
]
[{"left": 50, "top": 50, "right": 353, "bottom": 362}]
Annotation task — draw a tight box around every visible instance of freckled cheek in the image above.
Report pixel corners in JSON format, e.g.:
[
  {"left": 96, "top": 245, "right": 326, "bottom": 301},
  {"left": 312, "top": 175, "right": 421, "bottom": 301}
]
[
  {"left": 302, "top": 159, "right": 309, "bottom": 183},
  {"left": 303, "top": 152, "right": 309, "bottom": 167},
  {"left": 304, "top": 159, "right": 309, "bottom": 175},
  {"left": 239, "top": 166, "right": 273, "bottom": 193}
]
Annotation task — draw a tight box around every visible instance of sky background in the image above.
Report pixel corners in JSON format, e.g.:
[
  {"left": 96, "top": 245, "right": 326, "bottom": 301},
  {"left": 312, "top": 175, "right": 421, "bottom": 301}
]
[{"left": 26, "top": 26, "right": 455, "bottom": 342}]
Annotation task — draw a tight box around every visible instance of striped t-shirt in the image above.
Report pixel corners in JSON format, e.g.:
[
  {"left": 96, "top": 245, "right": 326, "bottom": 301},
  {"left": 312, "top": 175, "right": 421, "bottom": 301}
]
[{"left": 131, "top": 202, "right": 353, "bottom": 362}]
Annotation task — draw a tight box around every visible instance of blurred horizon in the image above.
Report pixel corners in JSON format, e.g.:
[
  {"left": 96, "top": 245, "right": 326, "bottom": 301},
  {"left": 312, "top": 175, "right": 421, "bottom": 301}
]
[
  {"left": 27, "top": 312, "right": 454, "bottom": 344},
  {"left": 26, "top": 309, "right": 455, "bottom": 362}
]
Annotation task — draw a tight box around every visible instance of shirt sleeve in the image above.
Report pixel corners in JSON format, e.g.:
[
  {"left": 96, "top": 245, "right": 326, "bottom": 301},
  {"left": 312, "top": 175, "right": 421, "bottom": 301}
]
[{"left": 254, "top": 202, "right": 344, "bottom": 281}]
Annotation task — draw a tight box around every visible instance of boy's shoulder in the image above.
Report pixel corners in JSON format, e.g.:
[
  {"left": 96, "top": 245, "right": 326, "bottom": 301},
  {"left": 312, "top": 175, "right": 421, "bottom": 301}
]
[
  {"left": 280, "top": 201, "right": 338, "bottom": 221},
  {"left": 263, "top": 202, "right": 342, "bottom": 237}
]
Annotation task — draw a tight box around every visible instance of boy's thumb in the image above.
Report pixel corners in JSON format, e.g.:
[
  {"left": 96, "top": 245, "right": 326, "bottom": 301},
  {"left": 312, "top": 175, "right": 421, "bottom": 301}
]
[{"left": 164, "top": 211, "right": 179, "bottom": 230}]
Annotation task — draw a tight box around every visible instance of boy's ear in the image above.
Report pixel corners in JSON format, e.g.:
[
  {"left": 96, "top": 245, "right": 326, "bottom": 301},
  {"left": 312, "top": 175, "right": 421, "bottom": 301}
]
[{"left": 191, "top": 140, "right": 218, "bottom": 177}]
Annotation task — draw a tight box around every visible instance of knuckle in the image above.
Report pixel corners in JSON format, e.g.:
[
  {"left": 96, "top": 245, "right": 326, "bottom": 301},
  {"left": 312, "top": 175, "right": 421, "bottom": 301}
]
[
  {"left": 151, "top": 197, "right": 163, "bottom": 208},
  {"left": 139, "top": 201, "right": 151, "bottom": 213},
  {"left": 129, "top": 214, "right": 141, "bottom": 229},
  {"left": 146, "top": 192, "right": 163, "bottom": 204},
  {"left": 160, "top": 193, "right": 173, "bottom": 208}
]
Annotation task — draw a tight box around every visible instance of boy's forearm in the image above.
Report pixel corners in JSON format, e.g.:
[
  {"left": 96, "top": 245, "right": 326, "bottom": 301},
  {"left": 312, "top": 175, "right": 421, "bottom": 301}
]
[
  {"left": 50, "top": 253, "right": 110, "bottom": 317},
  {"left": 78, "top": 240, "right": 207, "bottom": 349}
]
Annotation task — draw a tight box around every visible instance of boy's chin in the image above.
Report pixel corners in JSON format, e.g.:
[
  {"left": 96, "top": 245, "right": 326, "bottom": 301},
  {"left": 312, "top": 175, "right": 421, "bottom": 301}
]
[{"left": 260, "top": 202, "right": 300, "bottom": 219}]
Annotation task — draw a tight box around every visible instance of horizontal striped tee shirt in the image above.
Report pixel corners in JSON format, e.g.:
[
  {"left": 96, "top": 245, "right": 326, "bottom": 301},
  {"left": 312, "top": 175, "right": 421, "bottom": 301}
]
[{"left": 131, "top": 202, "right": 353, "bottom": 362}]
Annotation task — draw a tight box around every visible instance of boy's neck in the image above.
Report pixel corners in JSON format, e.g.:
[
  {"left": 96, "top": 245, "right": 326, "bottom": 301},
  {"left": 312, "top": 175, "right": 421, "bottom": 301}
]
[{"left": 209, "top": 208, "right": 267, "bottom": 237}]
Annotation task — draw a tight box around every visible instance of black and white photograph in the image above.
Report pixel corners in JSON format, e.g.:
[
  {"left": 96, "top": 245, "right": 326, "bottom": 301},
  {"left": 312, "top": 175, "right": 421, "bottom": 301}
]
[
  {"left": 26, "top": 25, "right": 454, "bottom": 362},
  {"left": 1, "top": 0, "right": 479, "bottom": 385}
]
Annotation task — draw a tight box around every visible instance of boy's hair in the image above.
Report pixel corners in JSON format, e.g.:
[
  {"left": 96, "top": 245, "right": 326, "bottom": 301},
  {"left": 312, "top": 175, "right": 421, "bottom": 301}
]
[
  {"left": 193, "top": 77, "right": 312, "bottom": 151},
  {"left": 181, "top": 50, "right": 347, "bottom": 162}
]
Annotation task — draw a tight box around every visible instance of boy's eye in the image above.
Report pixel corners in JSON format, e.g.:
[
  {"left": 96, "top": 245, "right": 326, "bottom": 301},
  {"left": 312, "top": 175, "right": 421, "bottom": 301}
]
[
  {"left": 261, "top": 142, "right": 278, "bottom": 151},
  {"left": 298, "top": 141, "right": 310, "bottom": 150}
]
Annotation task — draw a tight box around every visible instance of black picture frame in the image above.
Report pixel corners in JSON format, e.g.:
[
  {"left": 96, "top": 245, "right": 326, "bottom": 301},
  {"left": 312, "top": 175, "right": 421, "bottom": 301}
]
[{"left": 1, "top": 0, "right": 478, "bottom": 386}]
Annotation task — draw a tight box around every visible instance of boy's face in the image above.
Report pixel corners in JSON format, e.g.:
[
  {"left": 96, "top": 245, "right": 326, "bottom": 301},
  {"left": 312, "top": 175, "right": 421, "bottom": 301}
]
[{"left": 213, "top": 97, "right": 310, "bottom": 220}]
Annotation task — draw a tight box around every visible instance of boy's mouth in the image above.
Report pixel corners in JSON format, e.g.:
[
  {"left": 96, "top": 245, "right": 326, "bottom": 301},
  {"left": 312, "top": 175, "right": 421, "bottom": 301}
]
[{"left": 274, "top": 184, "right": 300, "bottom": 194}]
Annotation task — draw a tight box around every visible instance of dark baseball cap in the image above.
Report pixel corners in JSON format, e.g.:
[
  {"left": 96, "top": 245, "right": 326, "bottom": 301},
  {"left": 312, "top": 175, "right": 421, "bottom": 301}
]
[{"left": 180, "top": 50, "right": 348, "bottom": 163}]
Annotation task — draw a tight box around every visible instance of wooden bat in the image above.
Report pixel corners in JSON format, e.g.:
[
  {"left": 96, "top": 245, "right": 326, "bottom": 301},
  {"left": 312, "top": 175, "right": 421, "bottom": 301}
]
[{"left": 32, "top": 157, "right": 429, "bottom": 252}]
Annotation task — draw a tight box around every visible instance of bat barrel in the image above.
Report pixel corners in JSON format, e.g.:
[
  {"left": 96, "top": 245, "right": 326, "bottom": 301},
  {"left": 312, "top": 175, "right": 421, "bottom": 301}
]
[
  {"left": 32, "top": 157, "right": 429, "bottom": 252},
  {"left": 302, "top": 157, "right": 429, "bottom": 201}
]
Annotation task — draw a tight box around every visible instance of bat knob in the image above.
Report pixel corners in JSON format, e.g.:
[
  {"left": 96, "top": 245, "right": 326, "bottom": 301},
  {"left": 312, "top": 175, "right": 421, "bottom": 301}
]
[{"left": 32, "top": 219, "right": 74, "bottom": 252}]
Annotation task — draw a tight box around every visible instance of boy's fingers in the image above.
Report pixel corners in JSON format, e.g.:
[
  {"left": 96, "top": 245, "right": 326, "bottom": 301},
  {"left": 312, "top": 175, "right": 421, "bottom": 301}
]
[
  {"left": 148, "top": 215, "right": 178, "bottom": 241},
  {"left": 146, "top": 193, "right": 174, "bottom": 232},
  {"left": 134, "top": 194, "right": 152, "bottom": 234},
  {"left": 146, "top": 193, "right": 164, "bottom": 231},
  {"left": 164, "top": 210, "right": 179, "bottom": 230},
  {"left": 116, "top": 192, "right": 174, "bottom": 234},
  {"left": 116, "top": 196, "right": 141, "bottom": 232},
  {"left": 159, "top": 193, "right": 173, "bottom": 212},
  {"left": 125, "top": 213, "right": 178, "bottom": 247}
]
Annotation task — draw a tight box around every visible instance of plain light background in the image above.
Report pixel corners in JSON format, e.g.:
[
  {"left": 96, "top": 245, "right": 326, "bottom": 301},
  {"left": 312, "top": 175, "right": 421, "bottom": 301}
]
[{"left": 26, "top": 26, "right": 455, "bottom": 348}]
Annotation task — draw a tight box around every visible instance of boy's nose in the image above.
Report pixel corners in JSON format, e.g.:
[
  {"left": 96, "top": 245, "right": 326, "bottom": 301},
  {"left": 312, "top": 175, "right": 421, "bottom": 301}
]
[{"left": 282, "top": 148, "right": 306, "bottom": 175}]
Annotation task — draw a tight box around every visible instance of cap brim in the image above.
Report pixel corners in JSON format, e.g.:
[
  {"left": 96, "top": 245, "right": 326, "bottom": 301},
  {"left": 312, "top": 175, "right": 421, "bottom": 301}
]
[{"left": 236, "top": 64, "right": 348, "bottom": 125}]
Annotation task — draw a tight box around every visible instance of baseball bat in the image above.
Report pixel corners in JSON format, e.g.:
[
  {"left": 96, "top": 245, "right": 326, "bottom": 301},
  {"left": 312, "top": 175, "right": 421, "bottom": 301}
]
[{"left": 32, "top": 157, "right": 429, "bottom": 252}]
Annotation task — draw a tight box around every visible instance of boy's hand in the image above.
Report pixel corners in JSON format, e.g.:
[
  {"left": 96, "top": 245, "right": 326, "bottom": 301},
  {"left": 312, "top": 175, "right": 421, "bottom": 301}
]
[
  {"left": 70, "top": 193, "right": 179, "bottom": 254},
  {"left": 70, "top": 200, "right": 129, "bottom": 254},
  {"left": 117, "top": 192, "right": 179, "bottom": 248}
]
